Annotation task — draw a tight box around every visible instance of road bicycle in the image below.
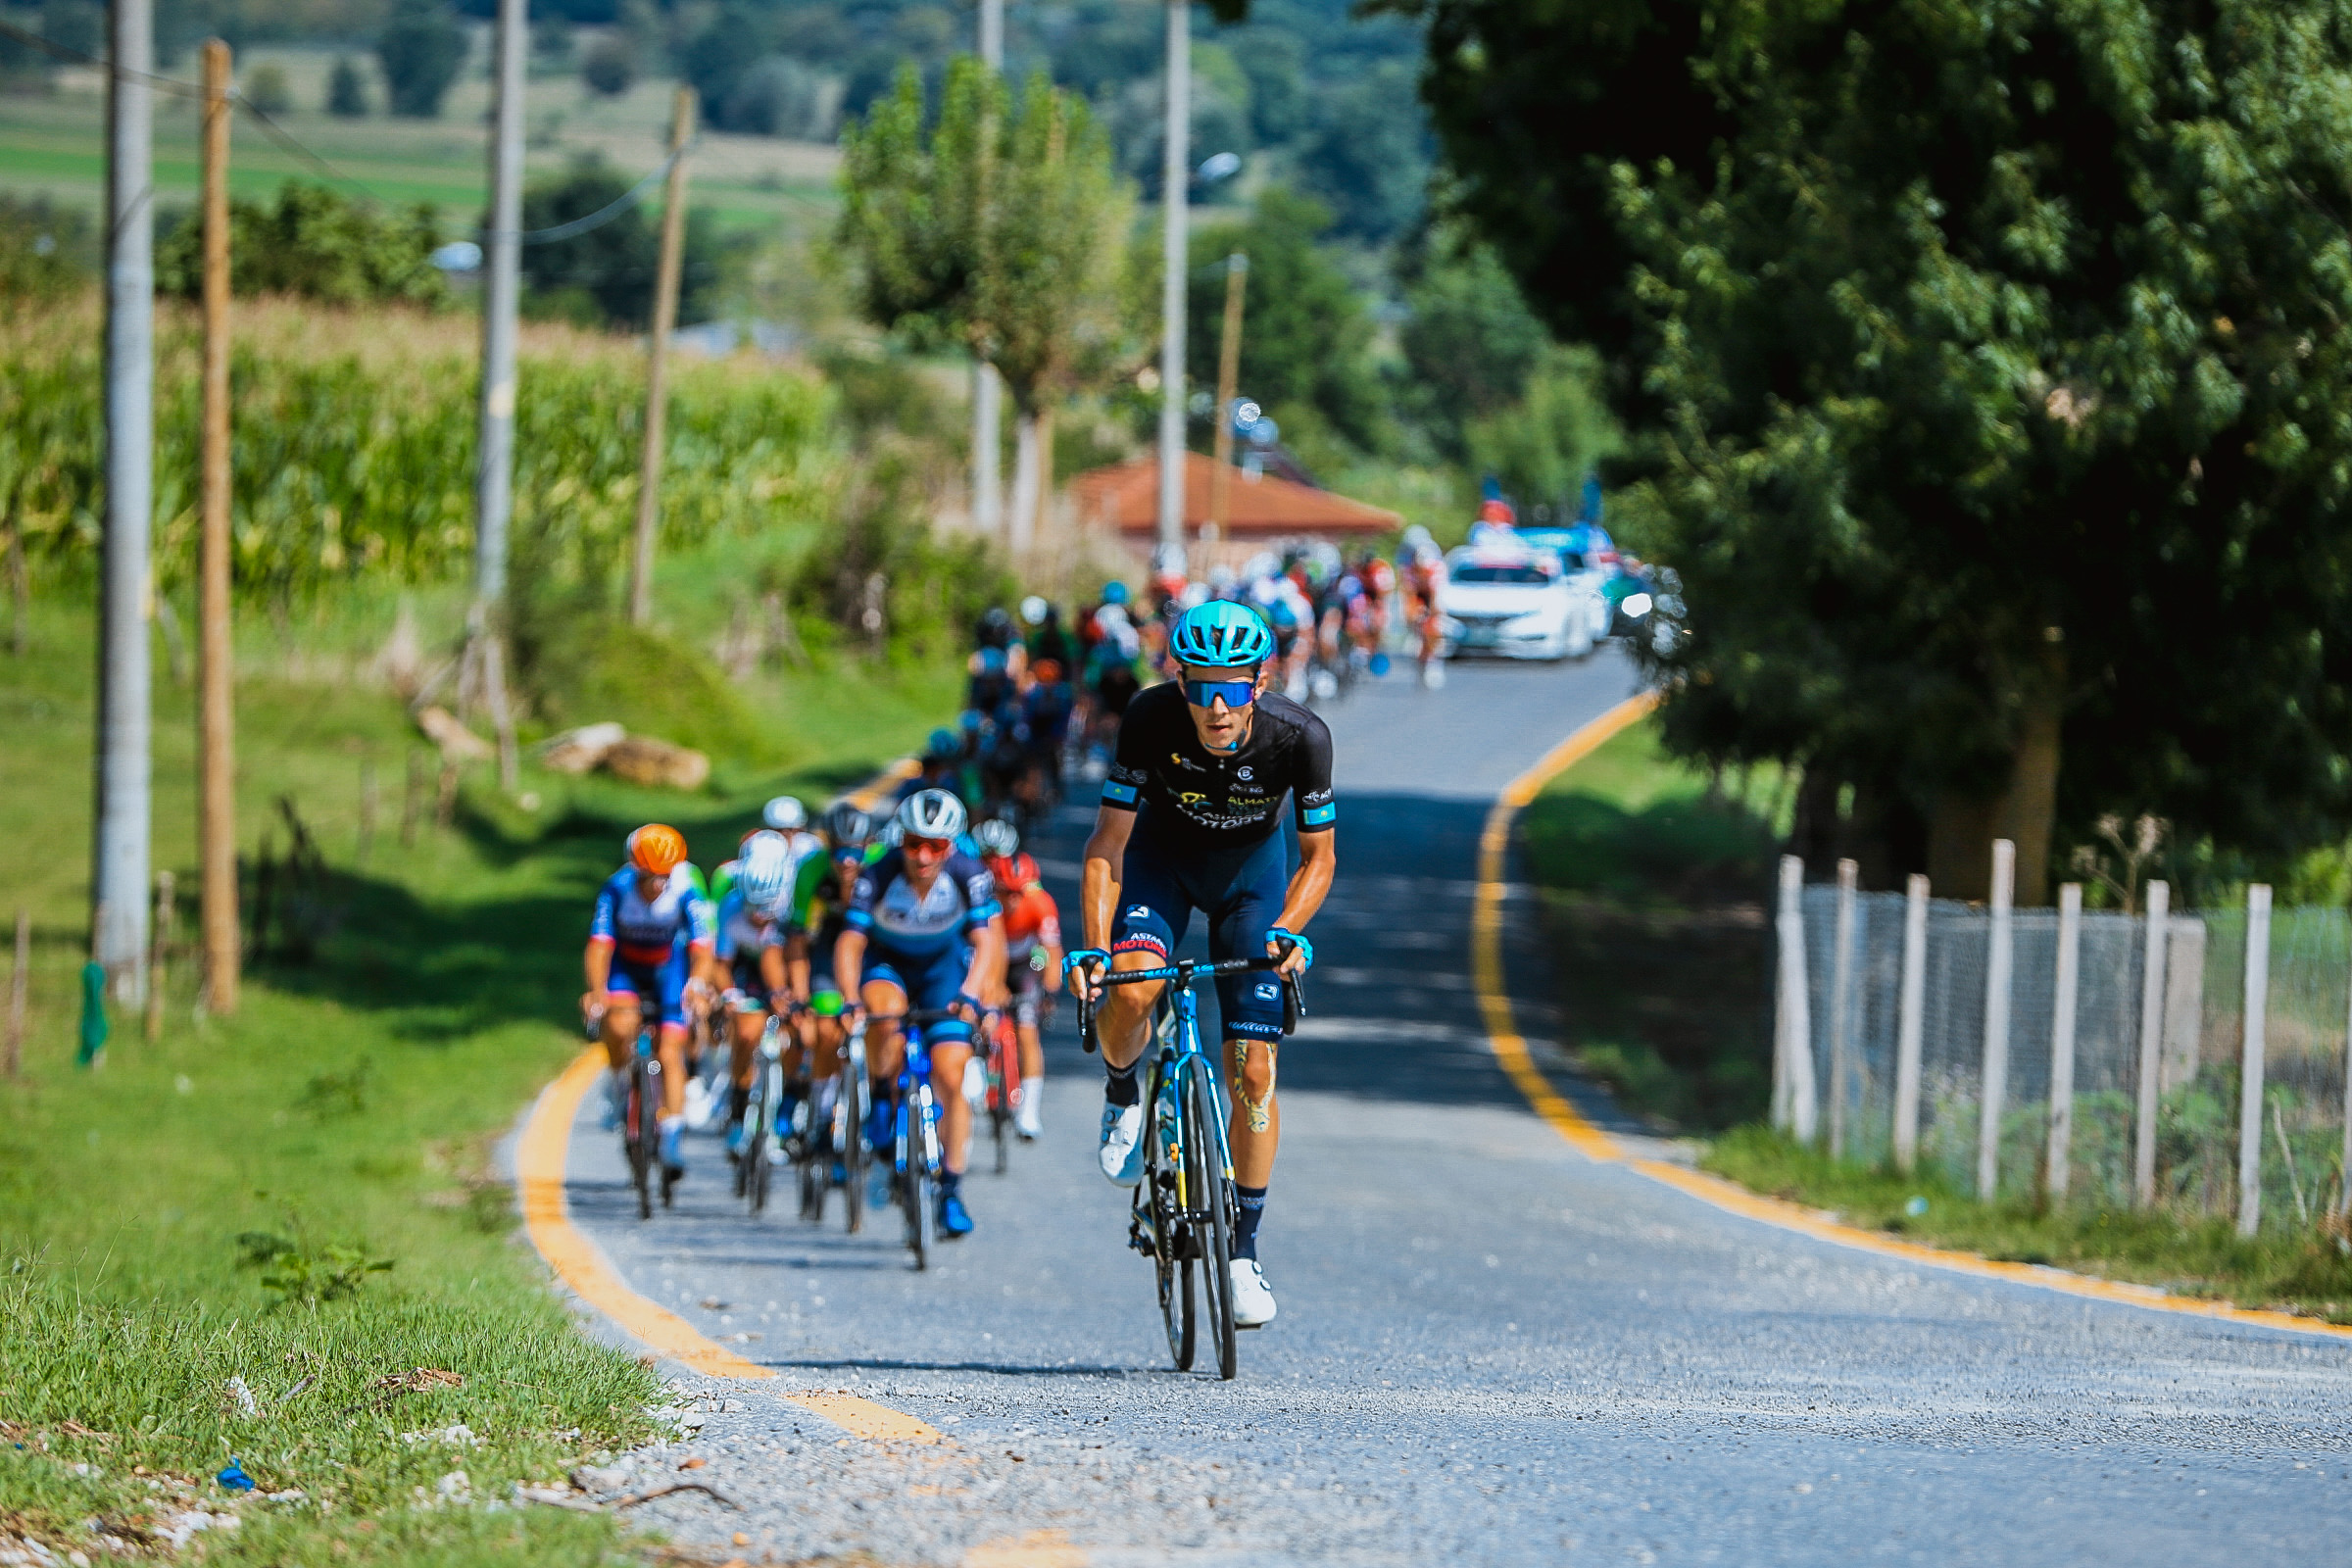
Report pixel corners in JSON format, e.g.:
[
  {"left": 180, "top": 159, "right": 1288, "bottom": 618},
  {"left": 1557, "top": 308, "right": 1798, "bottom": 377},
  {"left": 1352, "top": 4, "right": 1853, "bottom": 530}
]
[
  {"left": 862, "top": 1007, "right": 965, "bottom": 1271},
  {"left": 621, "top": 1025, "right": 669, "bottom": 1220},
  {"left": 734, "top": 1014, "right": 788, "bottom": 1215},
  {"left": 980, "top": 1006, "right": 1022, "bottom": 1176},
  {"left": 798, "top": 1014, "right": 868, "bottom": 1235},
  {"left": 1077, "top": 952, "right": 1300, "bottom": 1380}
]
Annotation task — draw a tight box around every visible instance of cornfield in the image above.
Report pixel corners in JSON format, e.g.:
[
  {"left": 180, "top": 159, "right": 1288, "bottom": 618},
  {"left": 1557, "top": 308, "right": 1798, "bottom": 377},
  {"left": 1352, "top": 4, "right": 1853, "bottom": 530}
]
[{"left": 0, "top": 294, "right": 845, "bottom": 601}]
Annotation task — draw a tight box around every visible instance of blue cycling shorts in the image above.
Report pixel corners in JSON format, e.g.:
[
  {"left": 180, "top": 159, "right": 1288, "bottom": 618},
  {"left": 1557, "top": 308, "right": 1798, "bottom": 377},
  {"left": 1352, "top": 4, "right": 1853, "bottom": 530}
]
[
  {"left": 608, "top": 946, "right": 692, "bottom": 1029},
  {"left": 864, "top": 944, "right": 975, "bottom": 1046},
  {"left": 1110, "top": 825, "right": 1289, "bottom": 1041}
]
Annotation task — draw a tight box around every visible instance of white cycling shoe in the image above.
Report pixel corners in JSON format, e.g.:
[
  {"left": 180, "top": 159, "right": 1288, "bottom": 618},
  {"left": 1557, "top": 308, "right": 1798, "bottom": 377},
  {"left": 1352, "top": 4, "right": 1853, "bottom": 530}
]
[
  {"left": 1098, "top": 1101, "right": 1146, "bottom": 1187},
  {"left": 1229, "top": 1258, "right": 1278, "bottom": 1327},
  {"left": 1014, "top": 1086, "right": 1043, "bottom": 1142}
]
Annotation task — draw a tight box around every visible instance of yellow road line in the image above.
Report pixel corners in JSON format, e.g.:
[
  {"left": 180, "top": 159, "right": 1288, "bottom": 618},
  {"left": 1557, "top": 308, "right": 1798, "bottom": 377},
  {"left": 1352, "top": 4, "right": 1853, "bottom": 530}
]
[
  {"left": 1471, "top": 694, "right": 1657, "bottom": 1162},
  {"left": 1476, "top": 696, "right": 2352, "bottom": 1344}
]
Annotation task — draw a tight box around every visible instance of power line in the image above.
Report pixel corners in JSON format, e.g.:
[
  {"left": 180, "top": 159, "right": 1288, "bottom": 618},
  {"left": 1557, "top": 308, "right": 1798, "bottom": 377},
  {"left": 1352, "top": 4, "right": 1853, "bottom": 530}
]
[{"left": 0, "top": 18, "right": 688, "bottom": 247}]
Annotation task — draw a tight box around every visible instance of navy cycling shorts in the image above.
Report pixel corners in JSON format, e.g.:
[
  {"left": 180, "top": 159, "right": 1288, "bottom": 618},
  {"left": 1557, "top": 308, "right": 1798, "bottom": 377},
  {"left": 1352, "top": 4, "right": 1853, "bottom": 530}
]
[
  {"left": 609, "top": 948, "right": 692, "bottom": 1029},
  {"left": 1110, "top": 827, "right": 1289, "bottom": 1041},
  {"left": 865, "top": 944, "right": 975, "bottom": 1047}
]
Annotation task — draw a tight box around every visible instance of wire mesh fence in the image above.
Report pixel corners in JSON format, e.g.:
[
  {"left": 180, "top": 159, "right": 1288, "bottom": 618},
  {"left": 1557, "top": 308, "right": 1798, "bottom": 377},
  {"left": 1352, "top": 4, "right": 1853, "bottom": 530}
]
[{"left": 1775, "top": 852, "right": 2352, "bottom": 1233}]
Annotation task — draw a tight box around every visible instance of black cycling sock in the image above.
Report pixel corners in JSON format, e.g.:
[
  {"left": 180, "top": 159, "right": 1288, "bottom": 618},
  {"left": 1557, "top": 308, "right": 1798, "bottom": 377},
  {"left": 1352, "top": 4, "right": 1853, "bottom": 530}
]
[
  {"left": 727, "top": 1084, "right": 751, "bottom": 1122},
  {"left": 1103, "top": 1059, "right": 1140, "bottom": 1107},
  {"left": 1232, "top": 1184, "right": 1268, "bottom": 1261},
  {"left": 938, "top": 1169, "right": 962, "bottom": 1199}
]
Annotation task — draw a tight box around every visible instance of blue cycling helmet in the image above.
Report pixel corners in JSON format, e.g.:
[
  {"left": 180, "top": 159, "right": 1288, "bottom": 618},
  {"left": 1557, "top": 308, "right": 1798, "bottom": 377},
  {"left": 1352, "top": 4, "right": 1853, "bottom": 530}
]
[
  {"left": 1169, "top": 600, "right": 1275, "bottom": 669},
  {"left": 979, "top": 647, "right": 1006, "bottom": 674},
  {"left": 1101, "top": 580, "right": 1130, "bottom": 606},
  {"left": 926, "top": 727, "right": 961, "bottom": 760}
]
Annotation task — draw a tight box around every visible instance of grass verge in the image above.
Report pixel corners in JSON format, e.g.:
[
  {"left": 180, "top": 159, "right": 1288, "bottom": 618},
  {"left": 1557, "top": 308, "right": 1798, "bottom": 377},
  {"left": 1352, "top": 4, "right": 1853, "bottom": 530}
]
[
  {"left": 1518, "top": 718, "right": 1784, "bottom": 1129},
  {"left": 1703, "top": 1126, "right": 2352, "bottom": 1324},
  {"left": 0, "top": 579, "right": 956, "bottom": 1562}
]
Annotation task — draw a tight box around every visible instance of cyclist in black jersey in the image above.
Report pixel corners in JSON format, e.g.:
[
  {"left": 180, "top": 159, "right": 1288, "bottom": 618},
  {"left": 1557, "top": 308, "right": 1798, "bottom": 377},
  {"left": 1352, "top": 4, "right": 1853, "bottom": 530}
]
[{"left": 1064, "top": 600, "right": 1335, "bottom": 1329}]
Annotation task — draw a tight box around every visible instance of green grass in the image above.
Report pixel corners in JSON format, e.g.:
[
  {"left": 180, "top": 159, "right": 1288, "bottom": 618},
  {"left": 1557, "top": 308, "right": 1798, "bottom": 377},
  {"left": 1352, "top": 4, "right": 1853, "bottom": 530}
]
[
  {"left": 1703, "top": 1126, "right": 2352, "bottom": 1323},
  {"left": 0, "top": 62, "right": 840, "bottom": 239},
  {"left": 1518, "top": 720, "right": 1786, "bottom": 1129},
  {"left": 0, "top": 566, "right": 956, "bottom": 1561}
]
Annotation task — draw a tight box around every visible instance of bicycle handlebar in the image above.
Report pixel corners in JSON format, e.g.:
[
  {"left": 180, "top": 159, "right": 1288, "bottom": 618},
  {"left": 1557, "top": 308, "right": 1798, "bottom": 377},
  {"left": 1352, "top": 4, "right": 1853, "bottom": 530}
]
[{"left": 1071, "top": 950, "right": 1304, "bottom": 1054}]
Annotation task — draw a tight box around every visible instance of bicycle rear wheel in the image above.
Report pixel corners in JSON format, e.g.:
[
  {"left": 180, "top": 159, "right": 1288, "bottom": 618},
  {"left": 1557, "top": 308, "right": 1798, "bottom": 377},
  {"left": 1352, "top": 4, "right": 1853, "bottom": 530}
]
[
  {"left": 1184, "top": 1059, "right": 1238, "bottom": 1380},
  {"left": 839, "top": 1062, "right": 867, "bottom": 1235}
]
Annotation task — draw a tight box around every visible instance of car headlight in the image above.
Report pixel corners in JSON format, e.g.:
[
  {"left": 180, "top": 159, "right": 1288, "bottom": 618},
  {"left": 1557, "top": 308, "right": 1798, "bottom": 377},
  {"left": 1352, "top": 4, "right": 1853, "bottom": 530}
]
[{"left": 1620, "top": 592, "right": 1654, "bottom": 618}]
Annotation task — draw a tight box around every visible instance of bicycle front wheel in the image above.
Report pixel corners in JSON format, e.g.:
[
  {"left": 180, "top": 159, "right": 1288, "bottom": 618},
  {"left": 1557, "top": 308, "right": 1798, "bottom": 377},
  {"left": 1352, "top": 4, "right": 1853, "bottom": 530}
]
[
  {"left": 901, "top": 1092, "right": 935, "bottom": 1271},
  {"left": 1184, "top": 1059, "right": 1238, "bottom": 1380},
  {"left": 629, "top": 1059, "right": 660, "bottom": 1222},
  {"left": 840, "top": 1064, "right": 867, "bottom": 1235},
  {"left": 1148, "top": 1178, "right": 1196, "bottom": 1372}
]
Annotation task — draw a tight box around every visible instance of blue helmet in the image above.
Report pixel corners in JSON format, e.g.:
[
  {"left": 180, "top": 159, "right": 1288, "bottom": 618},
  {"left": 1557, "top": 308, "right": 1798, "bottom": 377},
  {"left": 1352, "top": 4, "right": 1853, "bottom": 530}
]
[
  {"left": 1101, "top": 580, "right": 1130, "bottom": 606},
  {"left": 1169, "top": 600, "right": 1275, "bottom": 669},
  {"left": 926, "top": 727, "right": 961, "bottom": 760}
]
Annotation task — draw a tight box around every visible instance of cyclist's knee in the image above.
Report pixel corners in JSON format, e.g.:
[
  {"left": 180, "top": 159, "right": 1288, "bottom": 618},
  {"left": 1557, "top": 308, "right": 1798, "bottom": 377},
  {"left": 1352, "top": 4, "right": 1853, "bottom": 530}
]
[{"left": 1228, "top": 1038, "right": 1277, "bottom": 1103}]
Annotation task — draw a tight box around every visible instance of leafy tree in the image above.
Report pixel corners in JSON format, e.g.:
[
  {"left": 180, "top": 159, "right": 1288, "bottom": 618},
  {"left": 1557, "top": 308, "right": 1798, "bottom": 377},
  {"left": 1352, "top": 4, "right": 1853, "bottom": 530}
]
[
  {"left": 154, "top": 181, "right": 446, "bottom": 308},
  {"left": 1185, "top": 188, "right": 1384, "bottom": 453},
  {"left": 325, "top": 56, "right": 369, "bottom": 118},
  {"left": 838, "top": 61, "right": 1141, "bottom": 543},
  {"left": 1415, "top": 0, "right": 2352, "bottom": 900},
  {"left": 1396, "top": 234, "right": 1546, "bottom": 460},
  {"left": 580, "top": 34, "right": 632, "bottom": 96},
  {"left": 1463, "top": 345, "right": 1616, "bottom": 518},
  {"left": 242, "top": 63, "right": 292, "bottom": 117},
  {"left": 0, "top": 195, "right": 91, "bottom": 299},
  {"left": 1292, "top": 60, "right": 1427, "bottom": 244},
  {"left": 514, "top": 156, "right": 727, "bottom": 329},
  {"left": 376, "top": 0, "right": 467, "bottom": 119}
]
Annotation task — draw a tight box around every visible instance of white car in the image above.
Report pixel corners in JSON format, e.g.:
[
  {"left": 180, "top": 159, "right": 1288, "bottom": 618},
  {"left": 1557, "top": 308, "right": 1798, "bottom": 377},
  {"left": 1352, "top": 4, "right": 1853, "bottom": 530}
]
[{"left": 1435, "top": 546, "right": 1608, "bottom": 661}]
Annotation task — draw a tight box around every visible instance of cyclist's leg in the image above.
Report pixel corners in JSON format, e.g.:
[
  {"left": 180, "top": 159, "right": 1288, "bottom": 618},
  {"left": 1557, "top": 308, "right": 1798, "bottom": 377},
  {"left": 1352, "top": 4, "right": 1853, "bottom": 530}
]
[
  {"left": 1207, "top": 832, "right": 1291, "bottom": 1259},
  {"left": 1102, "top": 835, "right": 1192, "bottom": 1071},
  {"left": 860, "top": 968, "right": 910, "bottom": 1149}
]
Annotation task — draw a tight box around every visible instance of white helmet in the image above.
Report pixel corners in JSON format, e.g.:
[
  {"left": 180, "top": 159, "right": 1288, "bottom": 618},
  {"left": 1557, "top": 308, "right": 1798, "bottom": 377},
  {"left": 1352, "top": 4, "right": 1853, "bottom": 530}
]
[
  {"left": 737, "top": 830, "right": 796, "bottom": 911},
  {"left": 1020, "top": 594, "right": 1050, "bottom": 625},
  {"left": 973, "top": 817, "right": 1020, "bottom": 858},
  {"left": 762, "top": 796, "right": 807, "bottom": 831},
  {"left": 897, "top": 788, "right": 968, "bottom": 843}
]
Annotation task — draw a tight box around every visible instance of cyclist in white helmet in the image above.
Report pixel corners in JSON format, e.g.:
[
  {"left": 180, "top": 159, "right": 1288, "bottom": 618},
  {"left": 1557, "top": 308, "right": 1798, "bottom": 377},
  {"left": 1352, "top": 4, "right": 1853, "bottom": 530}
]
[
  {"left": 713, "top": 830, "right": 811, "bottom": 1155},
  {"left": 834, "top": 789, "right": 1005, "bottom": 1240}
]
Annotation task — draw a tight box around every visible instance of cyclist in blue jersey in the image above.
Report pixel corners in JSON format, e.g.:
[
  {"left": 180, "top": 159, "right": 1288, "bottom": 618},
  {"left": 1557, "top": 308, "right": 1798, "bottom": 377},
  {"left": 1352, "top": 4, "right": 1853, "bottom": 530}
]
[
  {"left": 1064, "top": 600, "right": 1334, "bottom": 1329},
  {"left": 584, "top": 824, "right": 717, "bottom": 1180},
  {"left": 834, "top": 789, "right": 1005, "bottom": 1240}
]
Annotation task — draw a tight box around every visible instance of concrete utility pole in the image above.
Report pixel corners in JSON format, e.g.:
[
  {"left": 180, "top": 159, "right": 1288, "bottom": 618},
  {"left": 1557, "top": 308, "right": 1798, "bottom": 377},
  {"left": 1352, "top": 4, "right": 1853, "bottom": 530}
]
[
  {"left": 198, "top": 36, "right": 238, "bottom": 1014},
  {"left": 971, "top": 0, "right": 1004, "bottom": 542},
  {"left": 469, "top": 0, "right": 525, "bottom": 790},
  {"left": 1154, "top": 0, "right": 1190, "bottom": 568},
  {"left": 95, "top": 0, "right": 156, "bottom": 1004},
  {"left": 1204, "top": 251, "right": 1247, "bottom": 542},
  {"left": 629, "top": 85, "right": 696, "bottom": 626}
]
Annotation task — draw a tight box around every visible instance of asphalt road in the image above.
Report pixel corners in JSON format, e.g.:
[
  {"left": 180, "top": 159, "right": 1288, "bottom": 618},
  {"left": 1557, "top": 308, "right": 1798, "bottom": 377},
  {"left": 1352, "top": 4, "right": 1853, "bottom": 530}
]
[{"left": 553, "top": 647, "right": 2352, "bottom": 1565}]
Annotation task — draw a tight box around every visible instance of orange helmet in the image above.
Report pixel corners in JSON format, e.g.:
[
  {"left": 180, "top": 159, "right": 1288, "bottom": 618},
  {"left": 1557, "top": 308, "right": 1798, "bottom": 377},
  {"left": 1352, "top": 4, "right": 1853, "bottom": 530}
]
[
  {"left": 988, "top": 852, "right": 1041, "bottom": 892},
  {"left": 627, "top": 823, "right": 688, "bottom": 876}
]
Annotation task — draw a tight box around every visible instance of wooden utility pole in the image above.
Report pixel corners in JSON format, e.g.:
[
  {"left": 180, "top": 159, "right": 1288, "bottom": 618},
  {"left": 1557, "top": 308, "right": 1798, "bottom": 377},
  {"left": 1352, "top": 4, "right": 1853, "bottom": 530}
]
[
  {"left": 1153, "top": 0, "right": 1190, "bottom": 566},
  {"left": 628, "top": 86, "right": 696, "bottom": 626},
  {"left": 198, "top": 37, "right": 239, "bottom": 1016},
  {"left": 1204, "top": 251, "right": 1248, "bottom": 542}
]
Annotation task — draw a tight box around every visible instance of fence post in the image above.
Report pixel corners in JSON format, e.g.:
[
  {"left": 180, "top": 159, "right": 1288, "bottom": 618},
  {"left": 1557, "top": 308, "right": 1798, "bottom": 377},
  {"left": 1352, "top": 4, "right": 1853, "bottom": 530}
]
[
  {"left": 2236, "top": 883, "right": 2273, "bottom": 1238},
  {"left": 1829, "top": 858, "right": 1858, "bottom": 1158},
  {"left": 1893, "top": 872, "right": 1928, "bottom": 1172},
  {"left": 1977, "top": 838, "right": 2015, "bottom": 1200},
  {"left": 2045, "top": 881, "right": 2082, "bottom": 1202},
  {"left": 2132, "top": 880, "right": 2171, "bottom": 1207},
  {"left": 1773, "top": 855, "right": 1817, "bottom": 1143}
]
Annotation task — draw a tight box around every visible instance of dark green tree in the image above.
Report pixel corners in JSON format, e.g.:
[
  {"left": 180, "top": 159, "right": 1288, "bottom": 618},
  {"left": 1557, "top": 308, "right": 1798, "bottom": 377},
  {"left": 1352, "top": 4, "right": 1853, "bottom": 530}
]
[
  {"left": 376, "top": 0, "right": 466, "bottom": 119},
  {"left": 154, "top": 181, "right": 446, "bottom": 308},
  {"left": 515, "top": 157, "right": 728, "bottom": 329},
  {"left": 1185, "top": 188, "right": 1385, "bottom": 453},
  {"left": 325, "top": 56, "right": 369, "bottom": 118},
  {"left": 1396, "top": 233, "right": 1547, "bottom": 460},
  {"left": 1292, "top": 60, "right": 1427, "bottom": 244},
  {"left": 1414, "top": 0, "right": 2352, "bottom": 900}
]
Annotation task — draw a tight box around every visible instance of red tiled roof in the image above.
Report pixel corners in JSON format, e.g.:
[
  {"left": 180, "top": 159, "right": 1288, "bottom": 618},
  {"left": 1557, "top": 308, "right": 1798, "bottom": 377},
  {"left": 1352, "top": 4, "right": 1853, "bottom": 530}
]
[{"left": 1070, "top": 453, "right": 1400, "bottom": 538}]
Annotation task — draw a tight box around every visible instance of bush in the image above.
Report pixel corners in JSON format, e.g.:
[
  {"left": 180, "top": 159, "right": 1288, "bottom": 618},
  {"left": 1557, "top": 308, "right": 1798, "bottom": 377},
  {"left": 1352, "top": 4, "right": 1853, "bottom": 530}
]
[
  {"left": 377, "top": 0, "right": 467, "bottom": 118},
  {"left": 792, "top": 450, "right": 1015, "bottom": 663},
  {"left": 515, "top": 607, "right": 765, "bottom": 762},
  {"left": 243, "top": 62, "right": 293, "bottom": 116},
  {"left": 326, "top": 55, "right": 369, "bottom": 117},
  {"left": 155, "top": 180, "right": 448, "bottom": 308},
  {"left": 726, "top": 55, "right": 839, "bottom": 139},
  {"left": 580, "top": 32, "right": 634, "bottom": 96},
  {"left": 0, "top": 195, "right": 92, "bottom": 299},
  {"left": 518, "top": 155, "right": 736, "bottom": 329}
]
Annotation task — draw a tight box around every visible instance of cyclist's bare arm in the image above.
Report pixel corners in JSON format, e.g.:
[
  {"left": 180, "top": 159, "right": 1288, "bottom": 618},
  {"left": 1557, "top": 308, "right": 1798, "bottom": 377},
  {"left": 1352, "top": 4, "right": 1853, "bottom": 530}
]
[
  {"left": 1073, "top": 805, "right": 1136, "bottom": 997},
  {"left": 1271, "top": 828, "right": 1336, "bottom": 975},
  {"left": 961, "top": 917, "right": 1005, "bottom": 1007},
  {"left": 584, "top": 940, "right": 614, "bottom": 1000},
  {"left": 833, "top": 928, "right": 866, "bottom": 1003},
  {"left": 782, "top": 932, "right": 810, "bottom": 1005}
]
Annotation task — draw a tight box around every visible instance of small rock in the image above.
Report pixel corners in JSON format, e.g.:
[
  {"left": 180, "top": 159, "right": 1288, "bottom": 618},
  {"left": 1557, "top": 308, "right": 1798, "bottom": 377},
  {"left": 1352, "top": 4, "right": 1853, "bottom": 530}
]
[{"left": 571, "top": 1465, "right": 632, "bottom": 1494}]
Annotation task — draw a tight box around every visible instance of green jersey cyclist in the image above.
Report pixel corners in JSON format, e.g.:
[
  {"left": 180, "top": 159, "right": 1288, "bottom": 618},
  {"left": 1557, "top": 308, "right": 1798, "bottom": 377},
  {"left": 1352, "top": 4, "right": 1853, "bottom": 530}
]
[{"left": 1064, "top": 599, "right": 1335, "bottom": 1328}]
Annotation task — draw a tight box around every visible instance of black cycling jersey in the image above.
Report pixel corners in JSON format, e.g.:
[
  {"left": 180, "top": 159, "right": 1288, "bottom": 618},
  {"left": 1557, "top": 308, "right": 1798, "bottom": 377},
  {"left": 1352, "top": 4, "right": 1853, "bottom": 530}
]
[{"left": 1101, "top": 681, "right": 1336, "bottom": 854}]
